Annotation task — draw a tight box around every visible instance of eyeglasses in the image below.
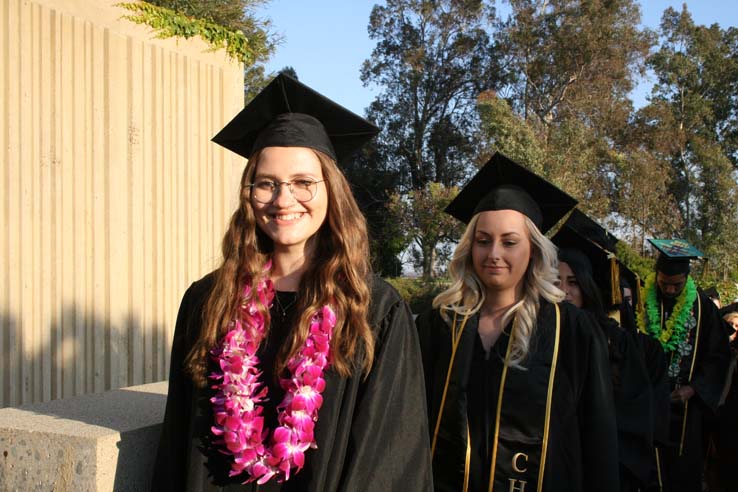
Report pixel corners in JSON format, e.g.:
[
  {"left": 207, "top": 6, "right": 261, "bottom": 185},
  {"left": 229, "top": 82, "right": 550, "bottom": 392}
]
[{"left": 247, "top": 178, "right": 325, "bottom": 204}]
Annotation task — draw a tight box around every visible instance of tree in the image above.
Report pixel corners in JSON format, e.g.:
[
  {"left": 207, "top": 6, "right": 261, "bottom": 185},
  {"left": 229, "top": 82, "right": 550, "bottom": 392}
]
[
  {"left": 387, "top": 182, "right": 464, "bottom": 278},
  {"left": 145, "top": 0, "right": 278, "bottom": 98},
  {"left": 342, "top": 144, "right": 410, "bottom": 277},
  {"left": 476, "top": 90, "right": 546, "bottom": 170},
  {"left": 279, "top": 66, "right": 299, "bottom": 80},
  {"left": 473, "top": 0, "right": 655, "bottom": 224},
  {"left": 609, "top": 146, "right": 681, "bottom": 252},
  {"left": 636, "top": 6, "right": 738, "bottom": 274},
  {"left": 361, "top": 0, "right": 499, "bottom": 191},
  {"left": 360, "top": 0, "right": 499, "bottom": 275},
  {"left": 495, "top": 0, "right": 652, "bottom": 133}
]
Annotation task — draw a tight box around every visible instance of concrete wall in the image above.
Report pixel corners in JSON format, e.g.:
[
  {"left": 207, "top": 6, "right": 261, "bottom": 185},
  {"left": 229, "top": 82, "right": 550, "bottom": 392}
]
[
  {"left": 0, "top": 381, "right": 168, "bottom": 491},
  {"left": 0, "top": 0, "right": 247, "bottom": 408}
]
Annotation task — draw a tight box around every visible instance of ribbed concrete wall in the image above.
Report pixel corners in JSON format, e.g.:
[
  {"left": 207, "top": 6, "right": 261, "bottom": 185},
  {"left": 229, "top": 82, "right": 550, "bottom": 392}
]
[{"left": 0, "top": 0, "right": 246, "bottom": 407}]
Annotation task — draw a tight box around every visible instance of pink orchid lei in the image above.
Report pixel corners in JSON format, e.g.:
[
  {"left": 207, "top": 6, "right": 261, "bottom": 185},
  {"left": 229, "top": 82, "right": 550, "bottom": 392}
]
[{"left": 208, "top": 271, "right": 336, "bottom": 484}]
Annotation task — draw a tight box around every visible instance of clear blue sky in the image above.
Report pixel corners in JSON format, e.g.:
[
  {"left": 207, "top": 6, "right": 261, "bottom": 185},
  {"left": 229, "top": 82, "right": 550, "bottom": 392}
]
[{"left": 256, "top": 1, "right": 738, "bottom": 115}]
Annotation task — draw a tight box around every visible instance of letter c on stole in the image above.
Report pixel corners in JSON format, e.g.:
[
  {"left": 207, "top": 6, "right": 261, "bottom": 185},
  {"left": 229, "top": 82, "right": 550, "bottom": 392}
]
[{"left": 512, "top": 452, "right": 528, "bottom": 473}]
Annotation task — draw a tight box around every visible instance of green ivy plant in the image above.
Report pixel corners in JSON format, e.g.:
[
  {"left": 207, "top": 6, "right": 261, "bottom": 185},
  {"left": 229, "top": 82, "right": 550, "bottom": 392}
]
[{"left": 117, "top": 2, "right": 252, "bottom": 64}]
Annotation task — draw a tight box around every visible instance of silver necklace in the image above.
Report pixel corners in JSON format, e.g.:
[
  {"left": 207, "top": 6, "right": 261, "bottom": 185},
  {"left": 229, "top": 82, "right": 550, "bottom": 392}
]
[{"left": 274, "top": 292, "right": 297, "bottom": 318}]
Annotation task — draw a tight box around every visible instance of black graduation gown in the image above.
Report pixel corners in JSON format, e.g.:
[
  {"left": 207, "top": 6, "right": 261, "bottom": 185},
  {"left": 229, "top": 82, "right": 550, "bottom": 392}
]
[
  {"left": 617, "top": 301, "right": 671, "bottom": 488},
  {"left": 714, "top": 343, "right": 738, "bottom": 491},
  {"left": 597, "top": 317, "right": 655, "bottom": 491},
  {"left": 152, "top": 272, "right": 433, "bottom": 492},
  {"left": 652, "top": 290, "right": 730, "bottom": 492},
  {"left": 417, "top": 300, "right": 620, "bottom": 492},
  {"left": 619, "top": 302, "right": 672, "bottom": 445}
]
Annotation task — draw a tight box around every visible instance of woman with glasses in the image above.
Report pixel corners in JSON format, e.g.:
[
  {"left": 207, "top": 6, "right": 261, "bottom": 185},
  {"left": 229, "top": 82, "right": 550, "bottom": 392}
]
[
  {"left": 416, "top": 153, "right": 619, "bottom": 491},
  {"left": 152, "top": 74, "right": 432, "bottom": 492}
]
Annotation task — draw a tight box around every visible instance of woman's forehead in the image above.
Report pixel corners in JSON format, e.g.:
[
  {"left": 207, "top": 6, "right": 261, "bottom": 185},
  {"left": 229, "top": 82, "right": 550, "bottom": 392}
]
[
  {"left": 254, "top": 146, "right": 323, "bottom": 176},
  {"left": 475, "top": 209, "right": 528, "bottom": 233}
]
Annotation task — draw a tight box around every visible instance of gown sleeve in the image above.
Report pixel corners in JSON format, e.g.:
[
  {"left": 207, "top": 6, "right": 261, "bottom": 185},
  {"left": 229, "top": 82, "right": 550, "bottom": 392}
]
[
  {"left": 151, "top": 282, "right": 200, "bottom": 492},
  {"left": 574, "top": 309, "right": 621, "bottom": 492},
  {"left": 691, "top": 293, "right": 731, "bottom": 413},
  {"left": 415, "top": 308, "right": 444, "bottom": 418},
  {"left": 338, "top": 284, "right": 434, "bottom": 491},
  {"left": 639, "top": 333, "right": 671, "bottom": 446}
]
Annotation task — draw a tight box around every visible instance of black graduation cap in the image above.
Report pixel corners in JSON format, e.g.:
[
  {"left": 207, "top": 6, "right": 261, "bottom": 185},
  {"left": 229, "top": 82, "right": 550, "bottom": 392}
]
[
  {"left": 562, "top": 209, "right": 619, "bottom": 253},
  {"left": 552, "top": 224, "right": 621, "bottom": 306},
  {"left": 554, "top": 209, "right": 623, "bottom": 305},
  {"left": 444, "top": 152, "right": 577, "bottom": 232},
  {"left": 648, "top": 239, "right": 705, "bottom": 276},
  {"left": 704, "top": 286, "right": 720, "bottom": 300},
  {"left": 719, "top": 301, "right": 738, "bottom": 317},
  {"left": 211, "top": 73, "right": 380, "bottom": 163}
]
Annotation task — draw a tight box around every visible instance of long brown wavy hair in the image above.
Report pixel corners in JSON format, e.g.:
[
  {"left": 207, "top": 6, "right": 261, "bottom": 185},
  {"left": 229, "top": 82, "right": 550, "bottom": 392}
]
[{"left": 185, "top": 148, "right": 375, "bottom": 387}]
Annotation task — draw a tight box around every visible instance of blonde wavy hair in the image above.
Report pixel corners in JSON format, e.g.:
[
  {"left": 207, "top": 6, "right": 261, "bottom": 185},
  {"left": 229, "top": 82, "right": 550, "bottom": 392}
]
[
  {"left": 433, "top": 213, "right": 564, "bottom": 368},
  {"left": 185, "top": 149, "right": 374, "bottom": 387}
]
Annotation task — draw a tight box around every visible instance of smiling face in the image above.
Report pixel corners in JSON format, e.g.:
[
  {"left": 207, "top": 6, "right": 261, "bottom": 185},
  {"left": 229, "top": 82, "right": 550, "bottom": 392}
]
[
  {"left": 557, "top": 261, "right": 583, "bottom": 308},
  {"left": 250, "top": 146, "right": 328, "bottom": 253},
  {"left": 471, "top": 209, "right": 532, "bottom": 297}
]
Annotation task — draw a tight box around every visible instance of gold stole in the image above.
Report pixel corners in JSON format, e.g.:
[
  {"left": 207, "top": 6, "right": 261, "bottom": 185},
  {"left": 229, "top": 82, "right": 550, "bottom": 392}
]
[{"left": 431, "top": 305, "right": 561, "bottom": 492}]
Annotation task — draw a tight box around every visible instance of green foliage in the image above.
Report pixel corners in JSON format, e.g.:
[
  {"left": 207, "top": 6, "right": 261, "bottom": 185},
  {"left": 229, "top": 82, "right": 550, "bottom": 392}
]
[
  {"left": 635, "top": 6, "right": 738, "bottom": 269},
  {"left": 360, "top": 0, "right": 499, "bottom": 275},
  {"left": 715, "top": 282, "right": 738, "bottom": 306},
  {"left": 118, "top": 1, "right": 275, "bottom": 67},
  {"left": 497, "top": 0, "right": 653, "bottom": 130},
  {"left": 476, "top": 92, "right": 545, "bottom": 172},
  {"left": 278, "top": 66, "right": 298, "bottom": 80},
  {"left": 361, "top": 0, "right": 498, "bottom": 191},
  {"left": 616, "top": 241, "right": 654, "bottom": 282},
  {"left": 385, "top": 277, "right": 450, "bottom": 315},
  {"left": 388, "top": 182, "right": 464, "bottom": 278},
  {"left": 341, "top": 145, "right": 410, "bottom": 277}
]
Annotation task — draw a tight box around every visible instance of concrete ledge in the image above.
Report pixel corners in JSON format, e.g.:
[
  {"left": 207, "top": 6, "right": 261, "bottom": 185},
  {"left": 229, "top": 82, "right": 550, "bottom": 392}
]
[{"left": 0, "top": 381, "right": 167, "bottom": 491}]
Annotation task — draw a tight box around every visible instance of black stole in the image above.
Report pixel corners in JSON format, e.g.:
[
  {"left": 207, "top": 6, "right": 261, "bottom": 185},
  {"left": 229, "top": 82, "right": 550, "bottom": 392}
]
[{"left": 431, "top": 303, "right": 561, "bottom": 492}]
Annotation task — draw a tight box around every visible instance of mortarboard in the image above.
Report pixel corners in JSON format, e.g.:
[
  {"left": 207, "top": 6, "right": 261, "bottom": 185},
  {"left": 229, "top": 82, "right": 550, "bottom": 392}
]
[
  {"left": 648, "top": 239, "right": 705, "bottom": 276},
  {"left": 211, "top": 73, "right": 380, "bottom": 163},
  {"left": 444, "top": 152, "right": 577, "bottom": 232},
  {"left": 555, "top": 209, "right": 623, "bottom": 305},
  {"left": 552, "top": 224, "right": 622, "bottom": 306},
  {"left": 720, "top": 301, "right": 738, "bottom": 317},
  {"left": 704, "top": 286, "right": 720, "bottom": 300},
  {"left": 562, "top": 209, "right": 619, "bottom": 253}
]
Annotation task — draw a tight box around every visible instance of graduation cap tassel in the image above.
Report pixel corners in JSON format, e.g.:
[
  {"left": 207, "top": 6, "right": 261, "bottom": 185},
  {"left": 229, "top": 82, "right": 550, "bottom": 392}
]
[
  {"left": 635, "top": 274, "right": 645, "bottom": 314},
  {"left": 610, "top": 256, "right": 622, "bottom": 306}
]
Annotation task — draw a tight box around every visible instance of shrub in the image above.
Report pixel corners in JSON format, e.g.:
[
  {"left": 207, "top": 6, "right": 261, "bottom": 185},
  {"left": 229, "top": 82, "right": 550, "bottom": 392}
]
[{"left": 386, "top": 277, "right": 450, "bottom": 315}]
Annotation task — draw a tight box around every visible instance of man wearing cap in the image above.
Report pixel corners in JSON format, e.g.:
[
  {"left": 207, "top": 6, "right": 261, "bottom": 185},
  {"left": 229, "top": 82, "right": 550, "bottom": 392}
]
[{"left": 638, "top": 239, "right": 729, "bottom": 492}]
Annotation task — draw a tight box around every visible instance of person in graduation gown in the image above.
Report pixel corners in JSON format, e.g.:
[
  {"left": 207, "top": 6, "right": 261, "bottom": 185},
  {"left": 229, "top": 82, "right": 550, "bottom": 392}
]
[
  {"left": 553, "top": 227, "right": 654, "bottom": 492},
  {"left": 618, "top": 273, "right": 671, "bottom": 489},
  {"left": 637, "top": 240, "right": 730, "bottom": 492},
  {"left": 709, "top": 311, "right": 738, "bottom": 492},
  {"left": 152, "top": 74, "right": 433, "bottom": 492},
  {"left": 416, "top": 153, "right": 620, "bottom": 492}
]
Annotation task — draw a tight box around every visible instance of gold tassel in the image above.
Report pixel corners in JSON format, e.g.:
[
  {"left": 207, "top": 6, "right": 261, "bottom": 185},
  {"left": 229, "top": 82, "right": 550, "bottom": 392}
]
[
  {"left": 635, "top": 274, "right": 644, "bottom": 313},
  {"left": 610, "top": 256, "right": 622, "bottom": 306}
]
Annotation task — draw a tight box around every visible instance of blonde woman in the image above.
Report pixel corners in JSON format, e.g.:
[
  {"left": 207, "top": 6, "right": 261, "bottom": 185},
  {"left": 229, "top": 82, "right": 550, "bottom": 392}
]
[
  {"left": 153, "top": 75, "right": 432, "bottom": 491},
  {"left": 416, "top": 153, "right": 619, "bottom": 492}
]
